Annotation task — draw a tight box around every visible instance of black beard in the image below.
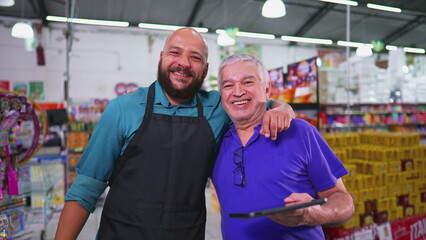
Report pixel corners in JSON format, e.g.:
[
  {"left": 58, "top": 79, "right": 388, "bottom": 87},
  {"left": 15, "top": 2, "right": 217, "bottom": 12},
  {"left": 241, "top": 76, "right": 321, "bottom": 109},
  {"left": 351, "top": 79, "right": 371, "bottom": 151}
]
[{"left": 157, "top": 60, "right": 205, "bottom": 101}]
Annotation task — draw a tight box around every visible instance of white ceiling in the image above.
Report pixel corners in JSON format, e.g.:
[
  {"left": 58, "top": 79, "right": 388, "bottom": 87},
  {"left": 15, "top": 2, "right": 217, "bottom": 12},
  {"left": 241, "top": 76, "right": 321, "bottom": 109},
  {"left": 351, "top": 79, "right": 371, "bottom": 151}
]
[{"left": 1, "top": 0, "right": 426, "bottom": 49}]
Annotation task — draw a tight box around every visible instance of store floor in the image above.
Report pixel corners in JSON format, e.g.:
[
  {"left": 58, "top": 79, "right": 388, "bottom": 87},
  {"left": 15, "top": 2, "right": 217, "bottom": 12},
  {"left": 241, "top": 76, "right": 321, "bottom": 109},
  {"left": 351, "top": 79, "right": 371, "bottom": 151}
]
[{"left": 21, "top": 187, "right": 223, "bottom": 240}]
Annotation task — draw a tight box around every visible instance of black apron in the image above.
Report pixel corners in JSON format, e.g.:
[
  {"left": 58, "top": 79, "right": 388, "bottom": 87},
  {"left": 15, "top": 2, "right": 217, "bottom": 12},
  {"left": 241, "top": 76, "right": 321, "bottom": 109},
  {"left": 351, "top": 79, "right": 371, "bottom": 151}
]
[{"left": 98, "top": 83, "right": 216, "bottom": 240}]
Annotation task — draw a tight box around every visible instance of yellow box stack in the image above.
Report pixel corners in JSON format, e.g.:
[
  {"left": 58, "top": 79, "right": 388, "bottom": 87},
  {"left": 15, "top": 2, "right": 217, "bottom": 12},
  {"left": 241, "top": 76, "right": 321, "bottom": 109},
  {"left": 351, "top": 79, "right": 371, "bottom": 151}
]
[{"left": 322, "top": 132, "right": 426, "bottom": 230}]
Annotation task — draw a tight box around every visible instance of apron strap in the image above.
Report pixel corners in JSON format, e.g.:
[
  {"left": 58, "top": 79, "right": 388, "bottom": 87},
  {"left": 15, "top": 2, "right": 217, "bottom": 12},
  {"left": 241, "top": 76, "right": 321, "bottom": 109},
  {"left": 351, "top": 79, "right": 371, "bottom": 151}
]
[
  {"left": 145, "top": 82, "right": 156, "bottom": 118},
  {"left": 196, "top": 95, "right": 203, "bottom": 117}
]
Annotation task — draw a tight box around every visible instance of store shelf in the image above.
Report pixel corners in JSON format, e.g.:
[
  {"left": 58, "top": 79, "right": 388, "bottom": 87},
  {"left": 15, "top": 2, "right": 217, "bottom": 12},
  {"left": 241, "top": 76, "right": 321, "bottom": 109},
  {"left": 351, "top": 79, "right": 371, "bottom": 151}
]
[{"left": 320, "top": 103, "right": 426, "bottom": 135}]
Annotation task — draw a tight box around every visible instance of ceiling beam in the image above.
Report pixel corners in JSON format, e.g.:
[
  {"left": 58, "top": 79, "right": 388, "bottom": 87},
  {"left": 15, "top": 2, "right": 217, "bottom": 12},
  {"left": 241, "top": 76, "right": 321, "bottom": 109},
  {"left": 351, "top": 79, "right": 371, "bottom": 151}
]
[
  {"left": 294, "top": 3, "right": 335, "bottom": 36},
  {"left": 28, "top": 0, "right": 49, "bottom": 26},
  {"left": 186, "top": 0, "right": 204, "bottom": 27},
  {"left": 383, "top": 16, "right": 426, "bottom": 46}
]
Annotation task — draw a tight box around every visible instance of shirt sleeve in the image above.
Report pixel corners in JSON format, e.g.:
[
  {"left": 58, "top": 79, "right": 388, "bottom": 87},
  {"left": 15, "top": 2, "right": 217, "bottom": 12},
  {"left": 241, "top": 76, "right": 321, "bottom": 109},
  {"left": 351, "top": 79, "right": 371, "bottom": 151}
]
[
  {"left": 65, "top": 98, "right": 125, "bottom": 212},
  {"left": 266, "top": 100, "right": 275, "bottom": 109},
  {"left": 303, "top": 121, "right": 348, "bottom": 192},
  {"left": 64, "top": 174, "right": 108, "bottom": 213}
]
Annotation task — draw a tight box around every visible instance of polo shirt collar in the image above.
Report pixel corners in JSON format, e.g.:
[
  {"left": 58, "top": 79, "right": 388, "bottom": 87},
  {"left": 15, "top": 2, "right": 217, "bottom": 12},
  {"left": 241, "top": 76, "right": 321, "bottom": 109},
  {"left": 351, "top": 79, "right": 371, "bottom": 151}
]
[
  {"left": 225, "top": 122, "right": 263, "bottom": 148},
  {"left": 142, "top": 81, "right": 197, "bottom": 108}
]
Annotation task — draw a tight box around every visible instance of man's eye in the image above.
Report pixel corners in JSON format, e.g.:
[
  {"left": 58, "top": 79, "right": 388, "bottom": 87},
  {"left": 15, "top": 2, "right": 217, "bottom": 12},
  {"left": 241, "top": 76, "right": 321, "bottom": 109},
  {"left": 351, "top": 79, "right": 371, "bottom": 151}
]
[
  {"left": 244, "top": 81, "right": 254, "bottom": 85},
  {"left": 223, "top": 84, "right": 232, "bottom": 89},
  {"left": 192, "top": 56, "right": 202, "bottom": 61}
]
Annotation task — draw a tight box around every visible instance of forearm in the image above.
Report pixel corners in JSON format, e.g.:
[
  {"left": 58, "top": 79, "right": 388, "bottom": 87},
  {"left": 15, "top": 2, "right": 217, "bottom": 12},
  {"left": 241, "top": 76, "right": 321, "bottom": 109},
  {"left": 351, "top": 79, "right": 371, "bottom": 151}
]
[
  {"left": 270, "top": 101, "right": 295, "bottom": 118},
  {"left": 306, "top": 191, "right": 354, "bottom": 226},
  {"left": 55, "top": 201, "right": 90, "bottom": 240}
]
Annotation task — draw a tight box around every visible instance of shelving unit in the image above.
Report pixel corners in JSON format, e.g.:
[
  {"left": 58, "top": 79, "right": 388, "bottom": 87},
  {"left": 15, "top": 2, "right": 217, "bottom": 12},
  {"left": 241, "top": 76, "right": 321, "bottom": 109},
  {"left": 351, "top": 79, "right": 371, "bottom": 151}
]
[
  {"left": 0, "top": 91, "right": 50, "bottom": 239},
  {"left": 290, "top": 103, "right": 320, "bottom": 129},
  {"left": 319, "top": 103, "right": 426, "bottom": 144},
  {"left": 66, "top": 121, "right": 90, "bottom": 189},
  {"left": 19, "top": 155, "right": 66, "bottom": 240}
]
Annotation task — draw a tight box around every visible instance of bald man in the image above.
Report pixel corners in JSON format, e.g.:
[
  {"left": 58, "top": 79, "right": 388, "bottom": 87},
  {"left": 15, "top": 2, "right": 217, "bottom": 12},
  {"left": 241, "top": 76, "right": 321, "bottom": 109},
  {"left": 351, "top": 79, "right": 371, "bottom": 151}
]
[{"left": 55, "top": 28, "right": 295, "bottom": 240}]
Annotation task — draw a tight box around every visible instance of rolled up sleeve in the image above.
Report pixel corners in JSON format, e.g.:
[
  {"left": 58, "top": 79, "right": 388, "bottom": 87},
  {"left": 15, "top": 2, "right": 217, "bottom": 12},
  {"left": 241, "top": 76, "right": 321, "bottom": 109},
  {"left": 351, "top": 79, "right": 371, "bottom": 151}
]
[{"left": 65, "top": 174, "right": 108, "bottom": 213}]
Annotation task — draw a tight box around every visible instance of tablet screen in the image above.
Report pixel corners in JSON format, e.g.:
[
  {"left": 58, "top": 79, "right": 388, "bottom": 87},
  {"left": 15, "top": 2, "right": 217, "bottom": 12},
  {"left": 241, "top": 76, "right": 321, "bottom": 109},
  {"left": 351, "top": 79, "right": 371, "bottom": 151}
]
[{"left": 229, "top": 198, "right": 327, "bottom": 219}]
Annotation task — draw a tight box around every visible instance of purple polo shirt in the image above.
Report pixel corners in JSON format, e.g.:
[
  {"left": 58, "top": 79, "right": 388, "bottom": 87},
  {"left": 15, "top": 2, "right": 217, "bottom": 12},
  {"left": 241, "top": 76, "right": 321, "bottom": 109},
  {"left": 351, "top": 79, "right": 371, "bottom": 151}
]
[{"left": 211, "top": 118, "right": 348, "bottom": 240}]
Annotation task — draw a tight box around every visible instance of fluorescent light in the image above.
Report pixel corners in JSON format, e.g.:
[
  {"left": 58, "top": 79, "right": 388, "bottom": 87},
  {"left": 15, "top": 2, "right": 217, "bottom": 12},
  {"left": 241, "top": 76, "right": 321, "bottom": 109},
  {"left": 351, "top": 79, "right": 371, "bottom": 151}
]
[
  {"left": 11, "top": 22, "right": 34, "bottom": 39},
  {"left": 46, "top": 16, "right": 68, "bottom": 22},
  {"left": 215, "top": 29, "right": 227, "bottom": 35},
  {"left": 318, "top": 0, "right": 358, "bottom": 6},
  {"left": 403, "top": 47, "right": 425, "bottom": 54},
  {"left": 337, "top": 41, "right": 372, "bottom": 48},
  {"left": 367, "top": 3, "right": 401, "bottom": 13},
  {"left": 217, "top": 29, "right": 274, "bottom": 39},
  {"left": 281, "top": 35, "right": 333, "bottom": 45},
  {"left": 72, "top": 18, "right": 129, "bottom": 27},
  {"left": 385, "top": 45, "right": 398, "bottom": 51},
  {"left": 138, "top": 23, "right": 208, "bottom": 33},
  {"left": 237, "top": 31, "right": 275, "bottom": 39},
  {"left": 0, "top": 0, "right": 14, "bottom": 7},
  {"left": 47, "top": 16, "right": 129, "bottom": 27},
  {"left": 262, "top": 0, "right": 286, "bottom": 18}
]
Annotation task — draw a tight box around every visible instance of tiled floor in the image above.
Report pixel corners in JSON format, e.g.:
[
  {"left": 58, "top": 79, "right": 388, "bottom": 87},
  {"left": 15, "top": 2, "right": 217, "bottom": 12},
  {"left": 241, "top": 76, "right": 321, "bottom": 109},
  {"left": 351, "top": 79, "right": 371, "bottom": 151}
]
[{"left": 18, "top": 187, "right": 222, "bottom": 240}]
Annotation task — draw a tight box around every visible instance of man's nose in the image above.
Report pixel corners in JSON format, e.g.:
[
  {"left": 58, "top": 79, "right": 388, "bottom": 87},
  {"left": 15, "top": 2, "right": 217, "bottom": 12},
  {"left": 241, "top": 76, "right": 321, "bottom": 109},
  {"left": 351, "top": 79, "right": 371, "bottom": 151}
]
[
  {"left": 233, "top": 84, "right": 246, "bottom": 96},
  {"left": 177, "top": 55, "right": 190, "bottom": 67}
]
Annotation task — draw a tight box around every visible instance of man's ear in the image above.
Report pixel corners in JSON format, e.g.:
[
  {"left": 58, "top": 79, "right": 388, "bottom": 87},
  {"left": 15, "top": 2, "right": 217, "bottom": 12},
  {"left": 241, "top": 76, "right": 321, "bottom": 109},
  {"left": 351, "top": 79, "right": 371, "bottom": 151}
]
[
  {"left": 159, "top": 51, "right": 163, "bottom": 64},
  {"left": 265, "top": 81, "right": 272, "bottom": 100},
  {"left": 202, "top": 62, "right": 209, "bottom": 80}
]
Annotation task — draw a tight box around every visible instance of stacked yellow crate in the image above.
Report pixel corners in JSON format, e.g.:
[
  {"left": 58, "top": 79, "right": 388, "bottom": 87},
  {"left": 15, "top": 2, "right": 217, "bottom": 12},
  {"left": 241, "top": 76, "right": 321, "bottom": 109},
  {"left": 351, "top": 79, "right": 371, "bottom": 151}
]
[{"left": 323, "top": 132, "right": 426, "bottom": 230}]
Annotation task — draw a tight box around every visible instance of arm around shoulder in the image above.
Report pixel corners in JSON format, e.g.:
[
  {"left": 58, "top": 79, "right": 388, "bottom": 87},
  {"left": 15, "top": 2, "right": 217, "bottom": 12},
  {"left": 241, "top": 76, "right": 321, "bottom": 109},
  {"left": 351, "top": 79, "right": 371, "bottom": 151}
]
[
  {"left": 55, "top": 201, "right": 90, "bottom": 240},
  {"left": 261, "top": 101, "right": 296, "bottom": 139}
]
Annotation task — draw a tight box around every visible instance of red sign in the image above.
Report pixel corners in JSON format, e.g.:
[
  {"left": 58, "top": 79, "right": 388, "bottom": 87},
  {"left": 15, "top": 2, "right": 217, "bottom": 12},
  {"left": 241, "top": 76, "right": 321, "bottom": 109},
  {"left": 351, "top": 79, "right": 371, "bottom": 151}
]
[
  {"left": 325, "top": 214, "right": 426, "bottom": 240},
  {"left": 0, "top": 80, "right": 10, "bottom": 91}
]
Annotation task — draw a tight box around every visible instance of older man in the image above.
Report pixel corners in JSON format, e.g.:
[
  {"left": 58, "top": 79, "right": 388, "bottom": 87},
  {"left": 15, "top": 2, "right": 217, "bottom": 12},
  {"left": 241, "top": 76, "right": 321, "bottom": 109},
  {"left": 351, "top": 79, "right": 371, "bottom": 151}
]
[
  {"left": 55, "top": 29, "right": 295, "bottom": 240},
  {"left": 212, "top": 54, "right": 354, "bottom": 240}
]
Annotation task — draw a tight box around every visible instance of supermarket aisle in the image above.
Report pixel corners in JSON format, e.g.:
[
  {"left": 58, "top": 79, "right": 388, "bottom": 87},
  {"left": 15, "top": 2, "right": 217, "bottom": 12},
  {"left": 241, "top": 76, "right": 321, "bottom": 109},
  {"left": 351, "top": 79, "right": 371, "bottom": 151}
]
[{"left": 29, "top": 187, "right": 222, "bottom": 240}]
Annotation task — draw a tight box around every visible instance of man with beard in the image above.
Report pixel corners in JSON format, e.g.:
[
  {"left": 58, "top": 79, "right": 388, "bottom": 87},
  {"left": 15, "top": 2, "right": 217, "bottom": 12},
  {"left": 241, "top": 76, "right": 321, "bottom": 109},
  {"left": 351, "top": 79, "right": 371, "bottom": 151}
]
[{"left": 55, "top": 28, "right": 295, "bottom": 240}]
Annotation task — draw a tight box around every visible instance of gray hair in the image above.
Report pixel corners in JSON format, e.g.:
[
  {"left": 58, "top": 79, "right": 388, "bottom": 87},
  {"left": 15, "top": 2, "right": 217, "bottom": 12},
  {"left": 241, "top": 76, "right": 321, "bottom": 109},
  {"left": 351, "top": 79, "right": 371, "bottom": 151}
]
[{"left": 218, "top": 54, "right": 270, "bottom": 86}]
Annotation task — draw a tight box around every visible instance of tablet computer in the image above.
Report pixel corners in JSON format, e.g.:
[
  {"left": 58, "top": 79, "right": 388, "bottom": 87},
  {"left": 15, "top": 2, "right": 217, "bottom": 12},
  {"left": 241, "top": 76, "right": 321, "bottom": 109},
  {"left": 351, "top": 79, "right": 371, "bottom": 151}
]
[{"left": 229, "top": 198, "right": 327, "bottom": 219}]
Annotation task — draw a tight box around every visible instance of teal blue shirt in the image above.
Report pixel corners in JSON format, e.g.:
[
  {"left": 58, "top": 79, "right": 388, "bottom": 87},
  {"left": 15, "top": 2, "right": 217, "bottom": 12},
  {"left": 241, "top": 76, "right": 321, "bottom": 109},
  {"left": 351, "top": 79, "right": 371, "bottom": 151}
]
[{"left": 65, "top": 81, "right": 231, "bottom": 212}]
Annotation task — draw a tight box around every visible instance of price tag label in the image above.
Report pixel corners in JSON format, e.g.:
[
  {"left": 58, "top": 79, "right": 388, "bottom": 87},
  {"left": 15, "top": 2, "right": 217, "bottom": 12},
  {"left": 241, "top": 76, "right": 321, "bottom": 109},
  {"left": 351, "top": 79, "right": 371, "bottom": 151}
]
[{"left": 68, "top": 121, "right": 87, "bottom": 132}]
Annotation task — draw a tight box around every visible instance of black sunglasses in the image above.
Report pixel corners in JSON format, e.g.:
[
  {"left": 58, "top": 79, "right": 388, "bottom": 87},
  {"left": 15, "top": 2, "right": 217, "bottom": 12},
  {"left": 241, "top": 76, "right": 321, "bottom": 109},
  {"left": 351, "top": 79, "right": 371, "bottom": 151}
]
[{"left": 233, "top": 146, "right": 246, "bottom": 187}]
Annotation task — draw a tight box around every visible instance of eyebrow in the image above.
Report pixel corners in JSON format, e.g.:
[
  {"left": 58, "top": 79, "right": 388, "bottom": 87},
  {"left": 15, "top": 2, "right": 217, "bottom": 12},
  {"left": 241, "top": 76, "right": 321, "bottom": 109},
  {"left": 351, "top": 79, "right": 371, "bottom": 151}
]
[
  {"left": 168, "top": 46, "right": 205, "bottom": 59},
  {"left": 221, "top": 75, "right": 256, "bottom": 85},
  {"left": 242, "top": 75, "right": 256, "bottom": 80}
]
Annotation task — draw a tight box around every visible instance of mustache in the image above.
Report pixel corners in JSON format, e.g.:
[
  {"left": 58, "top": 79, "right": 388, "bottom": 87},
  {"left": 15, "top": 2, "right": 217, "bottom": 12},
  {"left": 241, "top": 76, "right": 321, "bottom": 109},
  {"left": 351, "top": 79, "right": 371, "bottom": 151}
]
[{"left": 169, "top": 65, "right": 194, "bottom": 77}]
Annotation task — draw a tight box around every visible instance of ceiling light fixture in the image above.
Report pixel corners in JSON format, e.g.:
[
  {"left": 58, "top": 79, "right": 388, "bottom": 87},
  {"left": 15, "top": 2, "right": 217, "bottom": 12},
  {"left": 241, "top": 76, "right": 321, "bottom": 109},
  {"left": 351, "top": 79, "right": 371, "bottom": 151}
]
[
  {"left": 217, "top": 29, "right": 275, "bottom": 40},
  {"left": 0, "top": 0, "right": 14, "bottom": 7},
  {"left": 215, "top": 30, "right": 235, "bottom": 46},
  {"left": 238, "top": 31, "right": 275, "bottom": 40},
  {"left": 46, "top": 16, "right": 129, "bottom": 27},
  {"left": 337, "top": 40, "right": 372, "bottom": 48},
  {"left": 217, "top": 33, "right": 235, "bottom": 46},
  {"left": 11, "top": 22, "right": 34, "bottom": 39},
  {"left": 366, "top": 3, "right": 401, "bottom": 13},
  {"left": 262, "top": 0, "right": 286, "bottom": 18},
  {"left": 385, "top": 45, "right": 398, "bottom": 51},
  {"left": 138, "top": 23, "right": 208, "bottom": 33},
  {"left": 356, "top": 44, "right": 373, "bottom": 57},
  {"left": 318, "top": 0, "right": 358, "bottom": 6},
  {"left": 403, "top": 47, "right": 425, "bottom": 54},
  {"left": 281, "top": 35, "right": 333, "bottom": 45}
]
